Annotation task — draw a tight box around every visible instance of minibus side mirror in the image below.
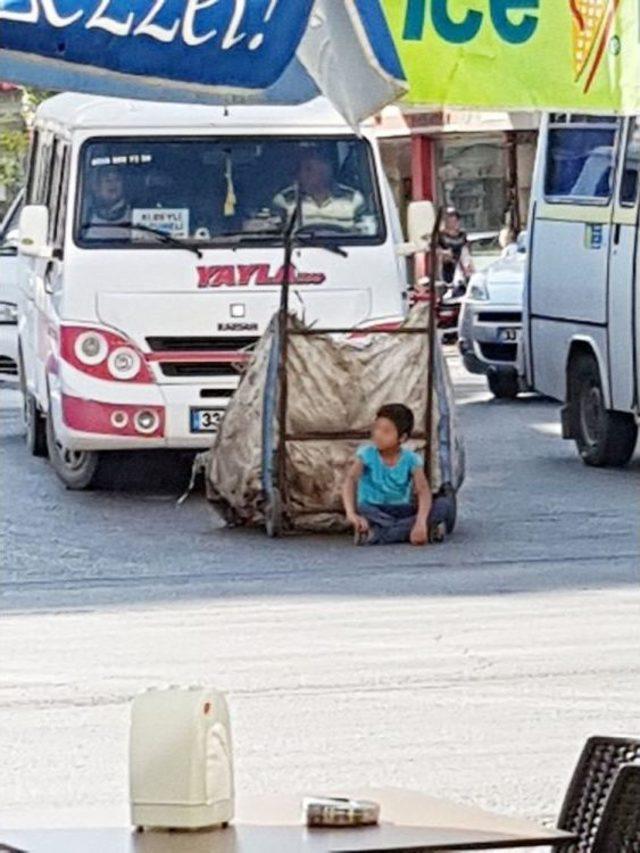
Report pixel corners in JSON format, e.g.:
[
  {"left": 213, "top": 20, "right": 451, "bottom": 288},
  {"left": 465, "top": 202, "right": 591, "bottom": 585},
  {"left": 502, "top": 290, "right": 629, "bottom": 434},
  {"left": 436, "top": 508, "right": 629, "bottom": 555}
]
[
  {"left": 18, "top": 205, "right": 51, "bottom": 259},
  {"left": 407, "top": 200, "right": 436, "bottom": 253}
]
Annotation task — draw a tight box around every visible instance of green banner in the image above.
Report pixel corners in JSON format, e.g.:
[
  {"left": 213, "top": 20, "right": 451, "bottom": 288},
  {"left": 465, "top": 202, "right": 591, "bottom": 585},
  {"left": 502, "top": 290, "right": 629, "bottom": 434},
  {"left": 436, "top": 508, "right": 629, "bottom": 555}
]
[{"left": 382, "top": 0, "right": 640, "bottom": 113}]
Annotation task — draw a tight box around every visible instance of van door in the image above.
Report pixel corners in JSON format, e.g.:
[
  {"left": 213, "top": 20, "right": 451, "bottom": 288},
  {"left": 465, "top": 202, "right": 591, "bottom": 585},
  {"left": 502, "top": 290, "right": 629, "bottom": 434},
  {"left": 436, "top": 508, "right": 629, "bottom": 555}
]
[
  {"left": 20, "top": 132, "right": 69, "bottom": 405},
  {"left": 609, "top": 116, "right": 640, "bottom": 414},
  {"left": 20, "top": 129, "right": 53, "bottom": 400},
  {"left": 527, "top": 115, "right": 621, "bottom": 400}
]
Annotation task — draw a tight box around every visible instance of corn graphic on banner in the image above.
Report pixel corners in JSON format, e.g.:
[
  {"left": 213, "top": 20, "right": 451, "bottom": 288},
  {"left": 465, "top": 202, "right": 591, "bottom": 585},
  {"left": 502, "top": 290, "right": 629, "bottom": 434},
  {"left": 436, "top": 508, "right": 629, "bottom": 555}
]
[{"left": 383, "top": 0, "right": 639, "bottom": 113}]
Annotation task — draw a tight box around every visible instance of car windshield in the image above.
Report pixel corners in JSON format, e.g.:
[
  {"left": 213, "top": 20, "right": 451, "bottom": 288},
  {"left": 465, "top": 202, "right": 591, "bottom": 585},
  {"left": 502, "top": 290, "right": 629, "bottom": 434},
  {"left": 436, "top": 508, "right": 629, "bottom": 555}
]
[{"left": 76, "top": 137, "right": 384, "bottom": 247}]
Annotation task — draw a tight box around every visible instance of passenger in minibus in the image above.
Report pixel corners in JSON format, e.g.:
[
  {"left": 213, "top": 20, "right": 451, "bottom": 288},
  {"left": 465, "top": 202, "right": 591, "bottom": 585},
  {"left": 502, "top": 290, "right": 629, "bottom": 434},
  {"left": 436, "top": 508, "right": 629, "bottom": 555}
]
[{"left": 84, "top": 166, "right": 131, "bottom": 238}]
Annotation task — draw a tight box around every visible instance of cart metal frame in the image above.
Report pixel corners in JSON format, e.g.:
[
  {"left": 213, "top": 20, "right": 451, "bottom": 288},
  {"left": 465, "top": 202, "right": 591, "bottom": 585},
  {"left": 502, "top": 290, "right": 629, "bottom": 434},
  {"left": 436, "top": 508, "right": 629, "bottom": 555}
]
[{"left": 262, "top": 208, "right": 444, "bottom": 537}]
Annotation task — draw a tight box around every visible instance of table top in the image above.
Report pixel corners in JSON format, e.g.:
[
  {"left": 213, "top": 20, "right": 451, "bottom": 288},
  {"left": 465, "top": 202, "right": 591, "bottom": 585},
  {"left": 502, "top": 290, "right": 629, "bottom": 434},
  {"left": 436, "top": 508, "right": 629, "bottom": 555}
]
[{"left": 1, "top": 788, "right": 576, "bottom": 853}]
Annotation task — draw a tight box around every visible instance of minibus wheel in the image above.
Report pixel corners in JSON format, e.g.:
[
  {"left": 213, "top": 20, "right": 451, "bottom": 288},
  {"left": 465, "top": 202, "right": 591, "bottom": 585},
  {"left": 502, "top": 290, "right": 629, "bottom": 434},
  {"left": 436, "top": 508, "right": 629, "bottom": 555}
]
[
  {"left": 46, "top": 411, "right": 100, "bottom": 489},
  {"left": 571, "top": 354, "right": 638, "bottom": 467}
]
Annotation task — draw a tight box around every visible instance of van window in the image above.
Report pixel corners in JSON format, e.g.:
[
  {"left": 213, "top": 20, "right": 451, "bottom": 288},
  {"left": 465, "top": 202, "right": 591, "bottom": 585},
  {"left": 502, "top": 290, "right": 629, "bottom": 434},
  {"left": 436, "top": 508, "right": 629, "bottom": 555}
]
[
  {"left": 25, "top": 131, "right": 40, "bottom": 206},
  {"left": 545, "top": 116, "right": 620, "bottom": 203},
  {"left": 75, "top": 137, "right": 384, "bottom": 248},
  {"left": 49, "top": 143, "right": 70, "bottom": 246},
  {"left": 620, "top": 118, "right": 640, "bottom": 207},
  {"left": 31, "top": 134, "right": 55, "bottom": 208}
]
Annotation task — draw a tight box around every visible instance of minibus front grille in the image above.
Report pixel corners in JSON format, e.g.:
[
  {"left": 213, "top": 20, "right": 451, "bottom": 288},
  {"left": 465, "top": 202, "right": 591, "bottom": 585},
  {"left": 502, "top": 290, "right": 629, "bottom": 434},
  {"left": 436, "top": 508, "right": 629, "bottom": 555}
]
[
  {"left": 159, "top": 363, "right": 243, "bottom": 378},
  {"left": 147, "top": 336, "right": 260, "bottom": 353}
]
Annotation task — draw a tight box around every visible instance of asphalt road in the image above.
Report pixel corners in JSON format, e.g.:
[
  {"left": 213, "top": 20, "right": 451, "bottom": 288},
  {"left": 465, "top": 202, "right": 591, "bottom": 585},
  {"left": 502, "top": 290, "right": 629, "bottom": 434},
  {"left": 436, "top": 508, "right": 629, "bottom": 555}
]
[{"left": 1, "top": 356, "right": 638, "bottom": 830}]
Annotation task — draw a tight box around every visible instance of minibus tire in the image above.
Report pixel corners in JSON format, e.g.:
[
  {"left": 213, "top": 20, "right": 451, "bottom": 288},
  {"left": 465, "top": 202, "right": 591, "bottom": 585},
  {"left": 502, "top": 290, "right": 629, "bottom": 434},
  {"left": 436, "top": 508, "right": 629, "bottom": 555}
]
[
  {"left": 572, "top": 354, "right": 638, "bottom": 468},
  {"left": 46, "top": 412, "right": 100, "bottom": 490}
]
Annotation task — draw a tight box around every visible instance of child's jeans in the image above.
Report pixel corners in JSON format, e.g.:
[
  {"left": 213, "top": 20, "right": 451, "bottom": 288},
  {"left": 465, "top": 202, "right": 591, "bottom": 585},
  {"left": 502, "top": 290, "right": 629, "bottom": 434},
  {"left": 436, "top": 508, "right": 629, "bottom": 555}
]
[{"left": 358, "top": 498, "right": 449, "bottom": 545}]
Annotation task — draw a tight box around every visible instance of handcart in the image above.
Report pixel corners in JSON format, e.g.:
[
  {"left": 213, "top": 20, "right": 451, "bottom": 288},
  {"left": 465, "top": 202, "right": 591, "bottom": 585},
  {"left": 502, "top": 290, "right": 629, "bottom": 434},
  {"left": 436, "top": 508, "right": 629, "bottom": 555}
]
[{"left": 204, "top": 208, "right": 465, "bottom": 537}]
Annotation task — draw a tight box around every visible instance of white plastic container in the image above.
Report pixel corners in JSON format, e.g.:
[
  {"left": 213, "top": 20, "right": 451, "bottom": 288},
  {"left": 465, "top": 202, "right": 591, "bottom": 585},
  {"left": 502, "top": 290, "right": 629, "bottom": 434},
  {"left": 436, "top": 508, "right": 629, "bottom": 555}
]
[{"left": 130, "top": 687, "right": 234, "bottom": 830}]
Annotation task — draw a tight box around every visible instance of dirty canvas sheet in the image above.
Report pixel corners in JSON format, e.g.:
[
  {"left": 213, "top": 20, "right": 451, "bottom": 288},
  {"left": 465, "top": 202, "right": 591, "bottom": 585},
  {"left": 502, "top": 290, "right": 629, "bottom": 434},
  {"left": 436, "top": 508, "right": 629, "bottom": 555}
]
[{"left": 203, "top": 307, "right": 464, "bottom": 532}]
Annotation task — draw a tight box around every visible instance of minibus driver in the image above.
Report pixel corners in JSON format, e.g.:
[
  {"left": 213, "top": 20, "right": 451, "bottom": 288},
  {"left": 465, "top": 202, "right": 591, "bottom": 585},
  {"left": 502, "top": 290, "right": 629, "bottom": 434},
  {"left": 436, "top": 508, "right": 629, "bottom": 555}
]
[{"left": 272, "top": 148, "right": 368, "bottom": 233}]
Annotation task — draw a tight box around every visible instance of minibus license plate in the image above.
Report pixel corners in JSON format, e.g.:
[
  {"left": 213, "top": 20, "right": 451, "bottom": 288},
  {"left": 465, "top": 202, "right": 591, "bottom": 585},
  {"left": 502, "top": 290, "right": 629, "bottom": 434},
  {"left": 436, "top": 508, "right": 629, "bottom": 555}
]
[
  {"left": 498, "top": 327, "right": 520, "bottom": 343},
  {"left": 190, "top": 408, "right": 224, "bottom": 433}
]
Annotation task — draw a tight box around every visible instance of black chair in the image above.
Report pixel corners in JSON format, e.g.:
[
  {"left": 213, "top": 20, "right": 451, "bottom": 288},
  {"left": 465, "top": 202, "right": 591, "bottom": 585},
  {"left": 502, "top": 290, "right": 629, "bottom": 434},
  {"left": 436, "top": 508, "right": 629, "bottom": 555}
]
[
  {"left": 557, "top": 736, "right": 640, "bottom": 851},
  {"left": 591, "top": 764, "right": 640, "bottom": 852}
]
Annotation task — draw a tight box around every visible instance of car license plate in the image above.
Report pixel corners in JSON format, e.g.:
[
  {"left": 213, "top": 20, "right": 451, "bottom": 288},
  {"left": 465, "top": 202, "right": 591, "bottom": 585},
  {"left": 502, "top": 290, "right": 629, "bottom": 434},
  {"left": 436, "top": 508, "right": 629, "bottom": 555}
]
[
  {"left": 190, "top": 408, "right": 225, "bottom": 433},
  {"left": 498, "top": 327, "right": 520, "bottom": 342}
]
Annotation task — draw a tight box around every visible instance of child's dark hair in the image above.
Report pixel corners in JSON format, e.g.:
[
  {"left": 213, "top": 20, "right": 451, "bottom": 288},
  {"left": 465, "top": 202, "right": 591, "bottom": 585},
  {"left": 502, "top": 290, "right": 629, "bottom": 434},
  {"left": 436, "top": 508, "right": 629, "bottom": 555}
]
[{"left": 376, "top": 403, "right": 415, "bottom": 440}]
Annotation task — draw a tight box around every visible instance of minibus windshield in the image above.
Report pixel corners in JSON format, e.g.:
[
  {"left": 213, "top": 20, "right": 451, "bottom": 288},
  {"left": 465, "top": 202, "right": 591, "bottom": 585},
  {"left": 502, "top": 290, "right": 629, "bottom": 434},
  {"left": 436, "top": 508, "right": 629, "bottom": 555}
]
[{"left": 76, "top": 137, "right": 384, "bottom": 248}]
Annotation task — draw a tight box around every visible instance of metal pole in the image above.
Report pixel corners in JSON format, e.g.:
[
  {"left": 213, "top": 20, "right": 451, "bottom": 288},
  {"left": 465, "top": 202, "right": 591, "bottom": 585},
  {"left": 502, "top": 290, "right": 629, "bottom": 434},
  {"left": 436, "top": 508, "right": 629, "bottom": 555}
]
[
  {"left": 275, "top": 195, "right": 300, "bottom": 517},
  {"left": 425, "top": 206, "right": 443, "bottom": 486}
]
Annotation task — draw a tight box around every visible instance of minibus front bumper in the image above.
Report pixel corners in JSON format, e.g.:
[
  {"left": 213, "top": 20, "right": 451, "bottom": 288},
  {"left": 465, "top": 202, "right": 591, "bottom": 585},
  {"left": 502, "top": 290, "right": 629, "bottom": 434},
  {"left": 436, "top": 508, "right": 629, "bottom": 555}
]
[{"left": 49, "top": 369, "right": 233, "bottom": 451}]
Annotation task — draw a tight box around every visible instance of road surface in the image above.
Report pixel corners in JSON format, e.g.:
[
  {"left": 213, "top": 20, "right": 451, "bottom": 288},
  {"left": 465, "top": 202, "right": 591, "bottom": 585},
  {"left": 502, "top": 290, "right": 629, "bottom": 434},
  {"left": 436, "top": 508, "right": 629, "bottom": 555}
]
[{"left": 1, "top": 356, "right": 638, "bottom": 830}]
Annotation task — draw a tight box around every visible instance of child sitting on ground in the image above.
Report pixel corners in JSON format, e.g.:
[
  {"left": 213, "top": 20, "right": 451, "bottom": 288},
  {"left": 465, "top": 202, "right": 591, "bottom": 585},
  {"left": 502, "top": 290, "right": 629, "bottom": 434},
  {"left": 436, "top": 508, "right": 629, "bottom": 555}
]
[{"left": 342, "top": 403, "right": 447, "bottom": 546}]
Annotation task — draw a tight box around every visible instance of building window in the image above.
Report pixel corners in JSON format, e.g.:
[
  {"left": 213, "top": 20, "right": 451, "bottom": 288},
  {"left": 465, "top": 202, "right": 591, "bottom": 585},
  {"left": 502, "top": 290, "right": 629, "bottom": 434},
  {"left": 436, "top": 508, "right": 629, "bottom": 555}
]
[{"left": 436, "top": 137, "right": 508, "bottom": 233}]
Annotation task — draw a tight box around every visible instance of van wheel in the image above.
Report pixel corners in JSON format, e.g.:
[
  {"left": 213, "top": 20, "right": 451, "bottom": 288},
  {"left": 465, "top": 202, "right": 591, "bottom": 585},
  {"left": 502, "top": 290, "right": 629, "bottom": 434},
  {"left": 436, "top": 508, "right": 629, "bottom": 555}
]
[
  {"left": 19, "top": 347, "right": 48, "bottom": 458},
  {"left": 46, "top": 410, "right": 100, "bottom": 489},
  {"left": 488, "top": 369, "right": 519, "bottom": 399},
  {"left": 571, "top": 354, "right": 638, "bottom": 467},
  {"left": 24, "top": 393, "right": 48, "bottom": 458}
]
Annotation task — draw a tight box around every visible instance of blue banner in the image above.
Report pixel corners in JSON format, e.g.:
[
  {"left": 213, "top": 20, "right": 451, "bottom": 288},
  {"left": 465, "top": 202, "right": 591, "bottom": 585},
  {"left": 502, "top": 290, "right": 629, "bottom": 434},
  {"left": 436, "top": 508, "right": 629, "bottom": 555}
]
[{"left": 0, "top": 0, "right": 314, "bottom": 91}]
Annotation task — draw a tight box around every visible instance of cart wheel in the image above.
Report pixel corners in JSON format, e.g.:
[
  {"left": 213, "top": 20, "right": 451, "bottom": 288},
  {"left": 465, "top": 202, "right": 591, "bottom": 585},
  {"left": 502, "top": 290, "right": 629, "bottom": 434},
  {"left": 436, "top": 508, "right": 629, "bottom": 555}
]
[
  {"left": 439, "top": 484, "right": 457, "bottom": 535},
  {"left": 265, "top": 488, "right": 283, "bottom": 538}
]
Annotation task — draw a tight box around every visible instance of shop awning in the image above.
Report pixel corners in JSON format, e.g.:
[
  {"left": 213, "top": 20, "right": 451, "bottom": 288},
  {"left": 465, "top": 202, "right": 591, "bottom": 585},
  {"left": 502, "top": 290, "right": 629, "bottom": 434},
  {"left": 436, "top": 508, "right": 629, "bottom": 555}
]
[{"left": 0, "top": 0, "right": 407, "bottom": 124}]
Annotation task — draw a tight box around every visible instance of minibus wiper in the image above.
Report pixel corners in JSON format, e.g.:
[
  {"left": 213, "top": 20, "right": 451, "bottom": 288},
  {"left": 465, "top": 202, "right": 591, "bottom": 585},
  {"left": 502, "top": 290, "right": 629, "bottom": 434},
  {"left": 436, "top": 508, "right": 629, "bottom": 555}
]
[{"left": 79, "top": 221, "right": 203, "bottom": 258}]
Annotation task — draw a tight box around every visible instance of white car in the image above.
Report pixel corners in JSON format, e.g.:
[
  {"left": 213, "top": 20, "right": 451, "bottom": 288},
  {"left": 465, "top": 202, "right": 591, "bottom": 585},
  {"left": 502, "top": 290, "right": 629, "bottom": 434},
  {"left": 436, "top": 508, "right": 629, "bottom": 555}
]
[
  {"left": 458, "top": 234, "right": 526, "bottom": 399},
  {"left": 0, "top": 190, "right": 23, "bottom": 383}
]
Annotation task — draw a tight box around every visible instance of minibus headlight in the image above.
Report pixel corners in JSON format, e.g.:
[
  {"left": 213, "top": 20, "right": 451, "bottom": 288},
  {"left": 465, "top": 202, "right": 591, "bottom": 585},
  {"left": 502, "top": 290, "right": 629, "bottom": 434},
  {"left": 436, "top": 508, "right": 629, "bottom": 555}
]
[
  {"left": 61, "top": 326, "right": 153, "bottom": 383},
  {"left": 74, "top": 331, "right": 108, "bottom": 365},
  {"left": 108, "top": 347, "right": 142, "bottom": 381}
]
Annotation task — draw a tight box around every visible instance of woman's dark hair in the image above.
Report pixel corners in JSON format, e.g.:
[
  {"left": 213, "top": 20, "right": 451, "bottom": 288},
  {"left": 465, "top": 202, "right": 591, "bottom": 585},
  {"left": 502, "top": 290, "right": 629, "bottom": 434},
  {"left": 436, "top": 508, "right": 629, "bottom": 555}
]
[{"left": 376, "top": 403, "right": 415, "bottom": 440}]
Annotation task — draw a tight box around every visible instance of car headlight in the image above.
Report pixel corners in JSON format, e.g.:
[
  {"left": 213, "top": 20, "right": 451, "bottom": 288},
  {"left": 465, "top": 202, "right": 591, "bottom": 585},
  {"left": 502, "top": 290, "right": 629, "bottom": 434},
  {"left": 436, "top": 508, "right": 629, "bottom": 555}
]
[
  {"left": 467, "top": 274, "right": 490, "bottom": 301},
  {"left": 0, "top": 301, "right": 18, "bottom": 324}
]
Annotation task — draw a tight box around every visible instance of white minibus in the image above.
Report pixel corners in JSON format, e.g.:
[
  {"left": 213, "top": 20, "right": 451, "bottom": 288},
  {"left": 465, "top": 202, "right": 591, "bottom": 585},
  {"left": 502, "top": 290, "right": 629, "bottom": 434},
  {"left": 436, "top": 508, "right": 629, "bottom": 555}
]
[
  {"left": 16, "top": 95, "right": 422, "bottom": 488},
  {"left": 523, "top": 113, "right": 639, "bottom": 467}
]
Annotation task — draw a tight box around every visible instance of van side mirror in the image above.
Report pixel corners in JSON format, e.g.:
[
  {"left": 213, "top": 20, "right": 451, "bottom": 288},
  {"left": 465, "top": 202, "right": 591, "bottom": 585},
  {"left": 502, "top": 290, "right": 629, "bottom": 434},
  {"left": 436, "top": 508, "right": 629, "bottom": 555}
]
[
  {"left": 18, "top": 205, "right": 51, "bottom": 258},
  {"left": 407, "top": 200, "right": 436, "bottom": 253}
]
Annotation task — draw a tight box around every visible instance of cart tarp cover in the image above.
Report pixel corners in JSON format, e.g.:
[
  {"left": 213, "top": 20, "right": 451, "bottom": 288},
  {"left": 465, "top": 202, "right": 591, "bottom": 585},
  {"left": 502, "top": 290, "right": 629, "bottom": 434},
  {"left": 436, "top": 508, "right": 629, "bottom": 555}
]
[
  {"left": 203, "top": 308, "right": 465, "bottom": 532},
  {"left": 0, "top": 0, "right": 407, "bottom": 126}
]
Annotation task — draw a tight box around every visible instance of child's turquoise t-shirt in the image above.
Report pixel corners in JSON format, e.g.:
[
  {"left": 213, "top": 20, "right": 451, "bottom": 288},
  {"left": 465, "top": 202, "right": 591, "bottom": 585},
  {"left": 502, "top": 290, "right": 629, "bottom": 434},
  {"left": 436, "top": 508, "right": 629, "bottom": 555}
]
[{"left": 356, "top": 444, "right": 422, "bottom": 507}]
